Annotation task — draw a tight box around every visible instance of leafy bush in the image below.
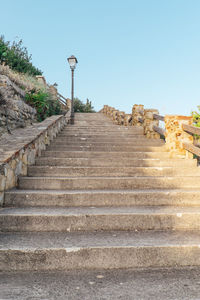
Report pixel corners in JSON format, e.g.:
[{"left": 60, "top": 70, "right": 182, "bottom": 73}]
[
  {"left": 0, "top": 36, "right": 42, "bottom": 75},
  {"left": 192, "top": 106, "right": 200, "bottom": 127},
  {"left": 25, "top": 91, "right": 62, "bottom": 121},
  {"left": 74, "top": 98, "right": 95, "bottom": 113}
]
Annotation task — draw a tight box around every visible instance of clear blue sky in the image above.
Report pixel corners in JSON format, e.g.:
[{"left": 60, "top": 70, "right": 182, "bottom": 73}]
[{"left": 1, "top": 0, "right": 200, "bottom": 116}]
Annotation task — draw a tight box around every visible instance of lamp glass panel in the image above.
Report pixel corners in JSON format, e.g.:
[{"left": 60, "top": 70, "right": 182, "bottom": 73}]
[{"left": 68, "top": 58, "right": 76, "bottom": 67}]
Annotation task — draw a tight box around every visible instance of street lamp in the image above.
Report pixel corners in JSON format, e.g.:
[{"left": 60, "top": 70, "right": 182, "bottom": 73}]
[{"left": 67, "top": 55, "right": 78, "bottom": 124}]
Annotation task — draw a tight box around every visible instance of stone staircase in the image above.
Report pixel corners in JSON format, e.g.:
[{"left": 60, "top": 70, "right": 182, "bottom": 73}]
[{"left": 1, "top": 112, "right": 200, "bottom": 271}]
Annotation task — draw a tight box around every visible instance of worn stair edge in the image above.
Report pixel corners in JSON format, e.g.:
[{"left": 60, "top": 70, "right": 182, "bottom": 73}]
[
  {"left": 34, "top": 158, "right": 196, "bottom": 167},
  {"left": 41, "top": 151, "right": 171, "bottom": 158},
  {"left": 1, "top": 245, "right": 200, "bottom": 271},
  {"left": 18, "top": 176, "right": 200, "bottom": 190},
  {"left": 1, "top": 206, "right": 200, "bottom": 231},
  {"left": 4, "top": 189, "right": 200, "bottom": 207},
  {"left": 27, "top": 166, "right": 200, "bottom": 177}
]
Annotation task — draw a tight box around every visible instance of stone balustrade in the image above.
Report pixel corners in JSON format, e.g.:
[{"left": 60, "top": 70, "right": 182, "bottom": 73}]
[
  {"left": 102, "top": 105, "right": 131, "bottom": 126},
  {"left": 0, "top": 113, "right": 69, "bottom": 205},
  {"left": 102, "top": 104, "right": 196, "bottom": 159}
]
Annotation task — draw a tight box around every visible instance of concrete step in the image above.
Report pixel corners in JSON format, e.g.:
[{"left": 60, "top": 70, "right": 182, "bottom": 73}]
[
  {"left": 1, "top": 206, "right": 200, "bottom": 232},
  {"left": 50, "top": 141, "right": 164, "bottom": 147},
  {"left": 27, "top": 166, "right": 200, "bottom": 177},
  {"left": 18, "top": 176, "right": 200, "bottom": 190},
  {"left": 58, "top": 133, "right": 145, "bottom": 137},
  {"left": 55, "top": 136, "right": 150, "bottom": 142},
  {"left": 1, "top": 267, "right": 200, "bottom": 299},
  {"left": 5, "top": 189, "right": 200, "bottom": 207},
  {"left": 1, "top": 230, "right": 200, "bottom": 270},
  {"left": 46, "top": 145, "right": 167, "bottom": 152},
  {"left": 41, "top": 150, "right": 170, "bottom": 159},
  {"left": 61, "top": 128, "right": 143, "bottom": 133},
  {"left": 35, "top": 157, "right": 196, "bottom": 167}
]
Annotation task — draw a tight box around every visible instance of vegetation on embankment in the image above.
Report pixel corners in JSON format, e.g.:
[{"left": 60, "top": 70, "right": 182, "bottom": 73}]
[
  {"left": 0, "top": 36, "right": 62, "bottom": 122},
  {"left": 0, "top": 36, "right": 42, "bottom": 75},
  {"left": 25, "top": 91, "right": 62, "bottom": 122},
  {"left": 192, "top": 107, "right": 200, "bottom": 127}
]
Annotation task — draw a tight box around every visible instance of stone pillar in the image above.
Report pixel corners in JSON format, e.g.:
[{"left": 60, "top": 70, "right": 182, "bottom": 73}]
[
  {"left": 112, "top": 110, "right": 119, "bottom": 124},
  {"left": 116, "top": 111, "right": 125, "bottom": 125},
  {"left": 144, "top": 109, "right": 160, "bottom": 139},
  {"left": 108, "top": 107, "right": 114, "bottom": 119},
  {"left": 132, "top": 105, "right": 144, "bottom": 126},
  {"left": 165, "top": 115, "right": 193, "bottom": 158},
  {"left": 103, "top": 105, "right": 108, "bottom": 114},
  {"left": 124, "top": 114, "right": 132, "bottom": 126}
]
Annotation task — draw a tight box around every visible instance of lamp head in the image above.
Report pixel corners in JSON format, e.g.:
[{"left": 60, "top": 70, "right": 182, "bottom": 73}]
[{"left": 67, "top": 55, "right": 78, "bottom": 70}]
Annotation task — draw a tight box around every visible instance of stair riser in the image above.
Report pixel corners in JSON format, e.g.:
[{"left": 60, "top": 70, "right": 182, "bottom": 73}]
[
  {"left": 41, "top": 151, "right": 170, "bottom": 159},
  {"left": 35, "top": 159, "right": 196, "bottom": 167},
  {"left": 58, "top": 134, "right": 144, "bottom": 137},
  {"left": 5, "top": 191, "right": 200, "bottom": 207},
  {"left": 18, "top": 177, "right": 200, "bottom": 190},
  {"left": 1, "top": 246, "right": 200, "bottom": 271},
  {"left": 49, "top": 142, "right": 164, "bottom": 147},
  {"left": 27, "top": 166, "right": 199, "bottom": 177},
  {"left": 1, "top": 214, "right": 200, "bottom": 232},
  {"left": 61, "top": 128, "right": 143, "bottom": 132},
  {"left": 46, "top": 146, "right": 167, "bottom": 152}
]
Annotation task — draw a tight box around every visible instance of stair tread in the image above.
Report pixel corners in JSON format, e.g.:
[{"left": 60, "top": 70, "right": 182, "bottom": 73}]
[
  {"left": 6, "top": 188, "right": 200, "bottom": 194},
  {"left": 1, "top": 205, "right": 200, "bottom": 215},
  {"left": 1, "top": 230, "right": 200, "bottom": 249}
]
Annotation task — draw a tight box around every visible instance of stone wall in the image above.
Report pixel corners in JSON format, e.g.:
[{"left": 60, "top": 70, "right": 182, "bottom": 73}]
[
  {"left": 0, "top": 74, "right": 37, "bottom": 136},
  {"left": 0, "top": 114, "right": 68, "bottom": 205},
  {"left": 102, "top": 105, "right": 132, "bottom": 126}
]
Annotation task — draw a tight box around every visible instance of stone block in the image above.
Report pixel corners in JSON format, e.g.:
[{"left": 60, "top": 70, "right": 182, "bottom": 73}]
[
  {"left": 165, "top": 115, "right": 193, "bottom": 158},
  {"left": 132, "top": 104, "right": 144, "bottom": 127},
  {"left": 144, "top": 109, "right": 159, "bottom": 139}
]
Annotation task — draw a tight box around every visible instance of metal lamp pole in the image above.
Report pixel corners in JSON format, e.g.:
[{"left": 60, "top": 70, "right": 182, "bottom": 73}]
[{"left": 67, "top": 55, "right": 78, "bottom": 125}]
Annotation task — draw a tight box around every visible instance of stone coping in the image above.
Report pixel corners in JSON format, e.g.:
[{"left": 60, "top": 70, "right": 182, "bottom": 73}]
[
  {"left": 0, "top": 114, "right": 69, "bottom": 165},
  {"left": 0, "top": 113, "right": 69, "bottom": 205}
]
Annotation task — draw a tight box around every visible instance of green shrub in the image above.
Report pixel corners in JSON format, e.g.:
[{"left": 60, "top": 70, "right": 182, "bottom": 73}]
[
  {"left": 0, "top": 36, "right": 42, "bottom": 75},
  {"left": 25, "top": 91, "right": 62, "bottom": 121},
  {"left": 74, "top": 98, "right": 95, "bottom": 113},
  {"left": 192, "top": 106, "right": 200, "bottom": 127}
]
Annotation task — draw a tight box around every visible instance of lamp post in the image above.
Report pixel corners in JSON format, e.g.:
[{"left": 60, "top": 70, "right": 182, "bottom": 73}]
[{"left": 67, "top": 55, "right": 78, "bottom": 124}]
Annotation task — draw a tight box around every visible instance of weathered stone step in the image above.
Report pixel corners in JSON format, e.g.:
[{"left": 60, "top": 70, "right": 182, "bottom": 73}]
[
  {"left": 46, "top": 145, "right": 167, "bottom": 152},
  {"left": 61, "top": 128, "right": 143, "bottom": 133},
  {"left": 55, "top": 136, "right": 149, "bottom": 142},
  {"left": 27, "top": 166, "right": 200, "bottom": 177},
  {"left": 5, "top": 189, "right": 200, "bottom": 207},
  {"left": 1, "top": 230, "right": 200, "bottom": 270},
  {"left": 1, "top": 206, "right": 200, "bottom": 232},
  {"left": 35, "top": 157, "right": 195, "bottom": 167},
  {"left": 50, "top": 141, "right": 164, "bottom": 147},
  {"left": 1, "top": 267, "right": 200, "bottom": 299},
  {"left": 18, "top": 176, "right": 200, "bottom": 190},
  {"left": 58, "top": 133, "right": 144, "bottom": 137},
  {"left": 41, "top": 150, "right": 170, "bottom": 159}
]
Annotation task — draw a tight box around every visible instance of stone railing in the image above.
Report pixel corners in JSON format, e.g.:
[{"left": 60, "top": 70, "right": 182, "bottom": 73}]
[
  {"left": 101, "top": 104, "right": 198, "bottom": 160},
  {"left": 102, "top": 105, "right": 132, "bottom": 126},
  {"left": 0, "top": 113, "right": 70, "bottom": 205}
]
